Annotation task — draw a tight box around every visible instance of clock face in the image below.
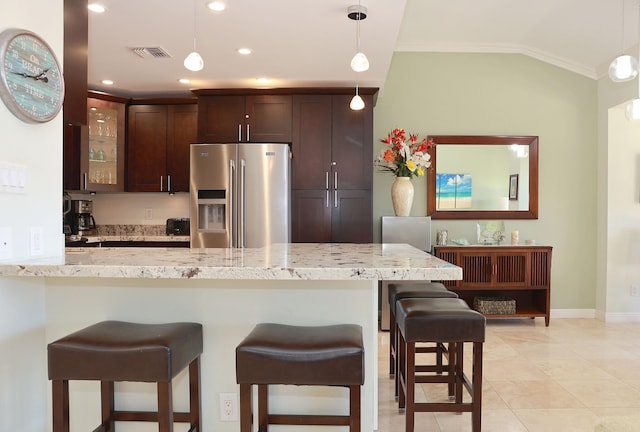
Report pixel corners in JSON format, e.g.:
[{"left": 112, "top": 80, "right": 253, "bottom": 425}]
[{"left": 0, "top": 28, "right": 65, "bottom": 123}]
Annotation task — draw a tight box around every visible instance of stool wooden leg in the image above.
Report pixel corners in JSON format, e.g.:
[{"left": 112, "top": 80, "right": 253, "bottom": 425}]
[
  {"left": 472, "top": 341, "right": 483, "bottom": 432},
  {"left": 447, "top": 343, "right": 455, "bottom": 400},
  {"left": 258, "top": 384, "right": 269, "bottom": 431},
  {"left": 389, "top": 309, "right": 396, "bottom": 378},
  {"left": 157, "top": 381, "right": 174, "bottom": 432},
  {"left": 398, "top": 330, "right": 406, "bottom": 411},
  {"left": 189, "top": 357, "right": 201, "bottom": 432},
  {"left": 349, "top": 384, "right": 361, "bottom": 432},
  {"left": 454, "top": 342, "right": 464, "bottom": 406},
  {"left": 239, "top": 383, "right": 252, "bottom": 432},
  {"left": 100, "top": 381, "right": 114, "bottom": 431},
  {"left": 52, "top": 380, "right": 69, "bottom": 432},
  {"left": 405, "top": 340, "right": 416, "bottom": 432}
]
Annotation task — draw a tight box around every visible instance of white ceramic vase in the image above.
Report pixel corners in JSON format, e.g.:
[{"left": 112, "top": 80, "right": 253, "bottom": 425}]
[{"left": 391, "top": 176, "right": 414, "bottom": 216}]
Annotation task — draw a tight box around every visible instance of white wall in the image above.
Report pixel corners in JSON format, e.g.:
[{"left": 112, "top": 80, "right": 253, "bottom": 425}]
[
  {"left": 597, "top": 69, "right": 640, "bottom": 320},
  {"left": 605, "top": 102, "right": 640, "bottom": 318},
  {"left": 0, "top": 1, "right": 63, "bottom": 430}
]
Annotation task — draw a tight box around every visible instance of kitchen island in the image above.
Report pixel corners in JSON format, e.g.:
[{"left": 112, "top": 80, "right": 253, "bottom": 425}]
[{"left": 0, "top": 243, "right": 461, "bottom": 432}]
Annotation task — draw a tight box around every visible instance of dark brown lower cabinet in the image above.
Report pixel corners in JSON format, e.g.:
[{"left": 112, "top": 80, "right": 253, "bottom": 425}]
[
  {"left": 433, "top": 245, "right": 552, "bottom": 326},
  {"left": 292, "top": 190, "right": 372, "bottom": 243}
]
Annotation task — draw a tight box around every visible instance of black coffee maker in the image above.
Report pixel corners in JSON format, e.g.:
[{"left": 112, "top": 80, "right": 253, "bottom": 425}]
[{"left": 65, "top": 200, "right": 97, "bottom": 235}]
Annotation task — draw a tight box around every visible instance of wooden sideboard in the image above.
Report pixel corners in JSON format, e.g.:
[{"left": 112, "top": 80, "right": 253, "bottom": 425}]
[{"left": 433, "top": 245, "right": 552, "bottom": 326}]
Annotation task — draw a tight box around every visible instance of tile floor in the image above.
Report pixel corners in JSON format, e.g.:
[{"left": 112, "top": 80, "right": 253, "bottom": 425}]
[{"left": 376, "top": 318, "right": 640, "bottom": 432}]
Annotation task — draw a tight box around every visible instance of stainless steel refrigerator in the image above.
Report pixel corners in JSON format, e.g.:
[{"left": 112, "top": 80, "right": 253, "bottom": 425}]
[{"left": 189, "top": 143, "right": 291, "bottom": 248}]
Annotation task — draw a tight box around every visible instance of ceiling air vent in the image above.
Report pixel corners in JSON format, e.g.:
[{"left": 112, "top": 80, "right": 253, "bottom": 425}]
[{"left": 128, "top": 47, "right": 172, "bottom": 59}]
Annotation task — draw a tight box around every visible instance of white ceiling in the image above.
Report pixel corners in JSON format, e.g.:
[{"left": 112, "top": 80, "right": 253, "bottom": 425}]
[{"left": 87, "top": 0, "right": 640, "bottom": 98}]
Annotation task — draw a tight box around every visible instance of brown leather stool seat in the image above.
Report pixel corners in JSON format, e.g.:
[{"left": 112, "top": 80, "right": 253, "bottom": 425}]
[
  {"left": 388, "top": 282, "right": 458, "bottom": 399},
  {"left": 396, "top": 298, "right": 485, "bottom": 432},
  {"left": 48, "top": 320, "right": 203, "bottom": 432},
  {"left": 236, "top": 323, "right": 364, "bottom": 432}
]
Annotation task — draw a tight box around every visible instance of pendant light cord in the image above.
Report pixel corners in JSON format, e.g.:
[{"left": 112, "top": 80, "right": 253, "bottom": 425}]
[{"left": 193, "top": 0, "right": 197, "bottom": 51}]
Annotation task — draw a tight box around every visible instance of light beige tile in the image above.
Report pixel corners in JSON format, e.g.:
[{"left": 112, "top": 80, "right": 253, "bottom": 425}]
[
  {"left": 489, "top": 380, "right": 584, "bottom": 409},
  {"left": 514, "top": 408, "right": 599, "bottom": 431},
  {"left": 556, "top": 379, "right": 640, "bottom": 408},
  {"left": 377, "top": 318, "right": 640, "bottom": 432}
]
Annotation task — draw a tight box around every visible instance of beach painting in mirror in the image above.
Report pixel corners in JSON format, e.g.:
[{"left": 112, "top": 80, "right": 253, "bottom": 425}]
[{"left": 435, "top": 173, "right": 472, "bottom": 209}]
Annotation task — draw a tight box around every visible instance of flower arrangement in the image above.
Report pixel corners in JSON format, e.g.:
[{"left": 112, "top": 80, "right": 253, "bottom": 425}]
[{"left": 375, "top": 128, "right": 435, "bottom": 178}]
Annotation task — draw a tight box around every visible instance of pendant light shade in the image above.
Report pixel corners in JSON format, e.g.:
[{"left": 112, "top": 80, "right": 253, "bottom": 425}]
[
  {"left": 184, "top": 51, "right": 204, "bottom": 71},
  {"left": 609, "top": 55, "right": 639, "bottom": 82},
  {"left": 350, "top": 52, "right": 369, "bottom": 73}
]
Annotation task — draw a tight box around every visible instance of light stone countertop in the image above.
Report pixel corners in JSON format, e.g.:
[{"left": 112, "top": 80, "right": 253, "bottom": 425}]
[{"left": 0, "top": 243, "right": 461, "bottom": 281}]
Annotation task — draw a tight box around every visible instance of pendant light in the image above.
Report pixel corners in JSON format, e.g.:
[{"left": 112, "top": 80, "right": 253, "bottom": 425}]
[
  {"left": 350, "top": 81, "right": 365, "bottom": 111},
  {"left": 348, "top": 4, "right": 369, "bottom": 72},
  {"left": 184, "top": 0, "right": 204, "bottom": 71},
  {"left": 609, "top": 0, "right": 638, "bottom": 82}
]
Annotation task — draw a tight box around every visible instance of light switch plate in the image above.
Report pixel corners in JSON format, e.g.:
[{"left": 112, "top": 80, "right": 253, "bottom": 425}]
[{"left": 30, "top": 226, "right": 44, "bottom": 256}]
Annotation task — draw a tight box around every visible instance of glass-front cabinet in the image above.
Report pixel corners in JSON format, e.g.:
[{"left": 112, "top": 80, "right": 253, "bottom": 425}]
[{"left": 86, "top": 97, "right": 125, "bottom": 191}]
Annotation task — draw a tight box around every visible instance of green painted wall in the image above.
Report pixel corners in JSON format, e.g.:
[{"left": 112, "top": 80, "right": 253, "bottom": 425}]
[{"left": 373, "top": 52, "right": 598, "bottom": 310}]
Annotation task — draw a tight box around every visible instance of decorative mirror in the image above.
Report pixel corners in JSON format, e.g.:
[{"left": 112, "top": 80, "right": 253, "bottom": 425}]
[{"left": 427, "top": 135, "right": 538, "bottom": 220}]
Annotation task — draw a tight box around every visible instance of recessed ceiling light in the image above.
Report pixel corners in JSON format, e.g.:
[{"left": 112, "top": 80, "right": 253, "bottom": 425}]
[
  {"left": 88, "top": 3, "right": 106, "bottom": 13},
  {"left": 237, "top": 48, "right": 252, "bottom": 55},
  {"left": 256, "top": 77, "right": 269, "bottom": 84},
  {"left": 178, "top": 78, "right": 191, "bottom": 84},
  {"left": 207, "top": 1, "right": 225, "bottom": 11},
  {"left": 101, "top": 79, "right": 114, "bottom": 85}
]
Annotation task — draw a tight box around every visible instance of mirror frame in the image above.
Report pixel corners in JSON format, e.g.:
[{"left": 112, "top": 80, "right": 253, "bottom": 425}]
[{"left": 426, "top": 135, "right": 539, "bottom": 220}]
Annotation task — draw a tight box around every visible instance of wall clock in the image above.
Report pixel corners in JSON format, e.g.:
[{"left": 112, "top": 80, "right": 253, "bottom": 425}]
[{"left": 0, "top": 28, "right": 65, "bottom": 123}]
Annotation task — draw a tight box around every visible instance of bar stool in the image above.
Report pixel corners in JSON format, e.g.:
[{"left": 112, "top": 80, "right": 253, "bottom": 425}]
[
  {"left": 396, "top": 297, "right": 485, "bottom": 432},
  {"left": 47, "top": 320, "right": 203, "bottom": 432},
  {"left": 388, "top": 282, "right": 458, "bottom": 399},
  {"left": 236, "top": 323, "right": 364, "bottom": 432}
]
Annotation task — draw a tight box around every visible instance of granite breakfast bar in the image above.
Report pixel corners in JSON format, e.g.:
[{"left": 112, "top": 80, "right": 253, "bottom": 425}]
[{"left": 0, "top": 243, "right": 461, "bottom": 432}]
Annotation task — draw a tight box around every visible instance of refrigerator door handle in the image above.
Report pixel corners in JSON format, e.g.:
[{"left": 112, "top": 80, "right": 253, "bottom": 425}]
[
  {"left": 240, "top": 159, "right": 246, "bottom": 247},
  {"left": 229, "top": 159, "right": 235, "bottom": 247}
]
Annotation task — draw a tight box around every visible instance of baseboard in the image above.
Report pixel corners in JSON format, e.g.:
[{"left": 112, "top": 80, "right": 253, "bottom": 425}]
[
  {"left": 550, "top": 308, "right": 596, "bottom": 319},
  {"left": 557, "top": 309, "right": 640, "bottom": 322}
]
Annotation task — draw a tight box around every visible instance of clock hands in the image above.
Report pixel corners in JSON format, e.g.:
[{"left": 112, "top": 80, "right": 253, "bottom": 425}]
[{"left": 10, "top": 68, "right": 50, "bottom": 83}]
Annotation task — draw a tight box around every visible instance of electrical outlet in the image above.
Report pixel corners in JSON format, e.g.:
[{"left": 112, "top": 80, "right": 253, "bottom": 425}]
[
  {"left": 631, "top": 284, "right": 640, "bottom": 297},
  {"left": 30, "top": 226, "right": 44, "bottom": 256},
  {"left": 0, "top": 226, "right": 12, "bottom": 260},
  {"left": 219, "top": 392, "right": 238, "bottom": 421},
  {"left": 145, "top": 208, "right": 153, "bottom": 220}
]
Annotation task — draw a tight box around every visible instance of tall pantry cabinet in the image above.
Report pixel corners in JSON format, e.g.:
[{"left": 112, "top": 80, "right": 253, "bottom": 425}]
[{"left": 291, "top": 94, "right": 373, "bottom": 243}]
